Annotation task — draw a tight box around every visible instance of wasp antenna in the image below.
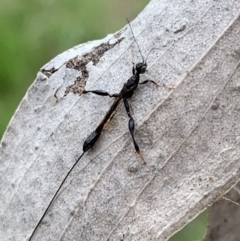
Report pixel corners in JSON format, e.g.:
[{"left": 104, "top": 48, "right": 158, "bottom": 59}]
[{"left": 126, "top": 18, "right": 145, "bottom": 63}]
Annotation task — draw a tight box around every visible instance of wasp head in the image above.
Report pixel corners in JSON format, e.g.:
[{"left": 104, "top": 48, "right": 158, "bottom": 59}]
[{"left": 136, "top": 62, "right": 147, "bottom": 74}]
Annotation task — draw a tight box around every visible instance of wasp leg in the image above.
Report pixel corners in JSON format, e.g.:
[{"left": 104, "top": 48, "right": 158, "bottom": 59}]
[
  {"left": 139, "top": 80, "right": 174, "bottom": 90},
  {"left": 123, "top": 99, "right": 145, "bottom": 164},
  {"left": 83, "top": 90, "right": 119, "bottom": 98}
]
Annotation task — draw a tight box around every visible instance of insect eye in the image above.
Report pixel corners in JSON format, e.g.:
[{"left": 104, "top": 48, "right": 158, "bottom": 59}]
[
  {"left": 141, "top": 65, "right": 147, "bottom": 73},
  {"left": 140, "top": 64, "right": 147, "bottom": 74}
]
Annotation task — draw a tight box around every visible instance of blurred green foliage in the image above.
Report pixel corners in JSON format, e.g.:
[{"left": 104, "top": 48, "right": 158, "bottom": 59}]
[
  {"left": 169, "top": 211, "right": 207, "bottom": 241},
  {"left": 0, "top": 0, "right": 207, "bottom": 240}
]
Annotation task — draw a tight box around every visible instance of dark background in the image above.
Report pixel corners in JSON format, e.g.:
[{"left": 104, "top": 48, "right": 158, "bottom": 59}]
[{"left": 0, "top": 0, "right": 207, "bottom": 240}]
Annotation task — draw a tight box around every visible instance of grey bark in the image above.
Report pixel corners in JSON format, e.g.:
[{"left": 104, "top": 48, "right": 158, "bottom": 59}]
[{"left": 1, "top": 0, "right": 240, "bottom": 240}]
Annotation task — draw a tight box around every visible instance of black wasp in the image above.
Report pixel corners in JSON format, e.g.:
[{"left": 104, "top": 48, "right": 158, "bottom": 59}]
[
  {"left": 28, "top": 19, "right": 171, "bottom": 240},
  {"left": 82, "top": 19, "right": 169, "bottom": 163}
]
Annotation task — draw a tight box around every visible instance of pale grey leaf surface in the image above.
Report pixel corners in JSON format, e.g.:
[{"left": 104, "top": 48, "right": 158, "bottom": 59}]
[{"left": 1, "top": 0, "right": 240, "bottom": 241}]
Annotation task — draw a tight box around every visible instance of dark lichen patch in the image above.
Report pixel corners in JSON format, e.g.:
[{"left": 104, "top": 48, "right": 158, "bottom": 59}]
[
  {"left": 41, "top": 67, "right": 59, "bottom": 78},
  {"left": 65, "top": 37, "right": 124, "bottom": 96},
  {"left": 64, "top": 76, "right": 86, "bottom": 96},
  {"left": 1, "top": 141, "right": 7, "bottom": 148},
  {"left": 211, "top": 102, "right": 220, "bottom": 110},
  {"left": 67, "top": 37, "right": 124, "bottom": 69}
]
